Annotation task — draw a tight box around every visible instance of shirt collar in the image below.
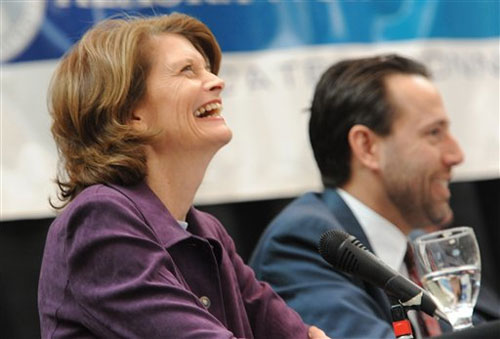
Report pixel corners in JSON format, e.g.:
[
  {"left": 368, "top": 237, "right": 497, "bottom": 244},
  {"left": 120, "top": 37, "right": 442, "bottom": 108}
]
[
  {"left": 177, "top": 220, "right": 189, "bottom": 231},
  {"left": 336, "top": 188, "right": 408, "bottom": 273}
]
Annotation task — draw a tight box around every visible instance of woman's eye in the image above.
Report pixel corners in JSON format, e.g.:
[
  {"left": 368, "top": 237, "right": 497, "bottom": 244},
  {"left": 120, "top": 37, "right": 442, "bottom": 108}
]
[{"left": 181, "top": 65, "right": 194, "bottom": 73}]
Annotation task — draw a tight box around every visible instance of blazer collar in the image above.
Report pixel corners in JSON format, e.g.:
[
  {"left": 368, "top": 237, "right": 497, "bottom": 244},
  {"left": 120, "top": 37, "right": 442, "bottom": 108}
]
[
  {"left": 322, "top": 188, "right": 375, "bottom": 253},
  {"left": 108, "top": 181, "right": 193, "bottom": 248}
]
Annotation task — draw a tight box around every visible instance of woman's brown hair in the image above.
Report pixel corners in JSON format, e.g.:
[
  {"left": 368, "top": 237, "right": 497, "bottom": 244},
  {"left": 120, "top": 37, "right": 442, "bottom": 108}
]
[{"left": 49, "top": 13, "right": 222, "bottom": 208}]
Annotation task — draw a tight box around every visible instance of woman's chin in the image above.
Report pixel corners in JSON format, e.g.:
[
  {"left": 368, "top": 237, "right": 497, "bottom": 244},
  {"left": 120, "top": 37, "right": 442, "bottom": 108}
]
[
  {"left": 213, "top": 128, "right": 233, "bottom": 148},
  {"left": 199, "top": 127, "right": 233, "bottom": 152}
]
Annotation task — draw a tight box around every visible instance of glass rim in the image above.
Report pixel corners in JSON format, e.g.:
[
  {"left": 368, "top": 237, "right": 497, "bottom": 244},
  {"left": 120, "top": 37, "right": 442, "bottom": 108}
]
[{"left": 413, "top": 226, "right": 474, "bottom": 244}]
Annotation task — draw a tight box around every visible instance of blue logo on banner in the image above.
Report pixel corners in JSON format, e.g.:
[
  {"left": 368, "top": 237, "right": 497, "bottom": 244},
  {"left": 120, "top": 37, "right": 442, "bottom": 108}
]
[{"left": 2, "top": 0, "right": 499, "bottom": 63}]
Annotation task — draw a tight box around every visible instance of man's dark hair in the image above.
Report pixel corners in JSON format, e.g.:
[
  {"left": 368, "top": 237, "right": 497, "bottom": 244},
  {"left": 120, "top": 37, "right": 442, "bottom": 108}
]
[{"left": 309, "top": 54, "right": 430, "bottom": 188}]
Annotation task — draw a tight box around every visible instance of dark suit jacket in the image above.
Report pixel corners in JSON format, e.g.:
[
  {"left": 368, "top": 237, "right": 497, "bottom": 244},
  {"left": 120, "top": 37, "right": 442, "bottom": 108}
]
[
  {"left": 250, "top": 189, "right": 500, "bottom": 339},
  {"left": 250, "top": 189, "right": 395, "bottom": 339}
]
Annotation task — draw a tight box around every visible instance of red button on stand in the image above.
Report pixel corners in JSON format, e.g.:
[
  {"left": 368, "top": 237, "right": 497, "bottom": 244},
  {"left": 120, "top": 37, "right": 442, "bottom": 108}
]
[
  {"left": 391, "top": 303, "right": 414, "bottom": 339},
  {"left": 393, "top": 319, "right": 413, "bottom": 338}
]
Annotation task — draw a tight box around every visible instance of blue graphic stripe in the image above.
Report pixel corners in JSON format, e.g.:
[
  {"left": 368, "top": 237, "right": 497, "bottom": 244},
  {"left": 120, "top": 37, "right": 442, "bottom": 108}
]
[{"left": 7, "top": 0, "right": 500, "bottom": 63}]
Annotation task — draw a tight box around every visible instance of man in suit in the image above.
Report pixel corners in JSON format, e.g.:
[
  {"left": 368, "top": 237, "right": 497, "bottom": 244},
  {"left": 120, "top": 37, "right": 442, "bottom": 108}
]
[{"left": 249, "top": 54, "right": 467, "bottom": 338}]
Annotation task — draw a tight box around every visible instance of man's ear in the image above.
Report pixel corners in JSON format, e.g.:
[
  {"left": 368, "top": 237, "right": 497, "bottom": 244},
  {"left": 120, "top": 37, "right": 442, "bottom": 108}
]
[{"left": 347, "top": 124, "right": 381, "bottom": 171}]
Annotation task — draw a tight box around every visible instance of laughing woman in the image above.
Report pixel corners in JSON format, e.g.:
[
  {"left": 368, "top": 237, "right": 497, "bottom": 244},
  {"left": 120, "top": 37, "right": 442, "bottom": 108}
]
[{"left": 38, "top": 13, "right": 328, "bottom": 339}]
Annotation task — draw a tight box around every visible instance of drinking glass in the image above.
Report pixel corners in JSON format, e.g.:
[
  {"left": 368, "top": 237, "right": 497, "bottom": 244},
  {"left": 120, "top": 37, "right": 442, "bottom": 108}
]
[{"left": 413, "top": 226, "right": 481, "bottom": 331}]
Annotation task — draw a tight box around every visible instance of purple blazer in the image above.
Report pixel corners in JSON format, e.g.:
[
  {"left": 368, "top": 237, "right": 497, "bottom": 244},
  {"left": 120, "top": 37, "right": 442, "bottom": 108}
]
[{"left": 38, "top": 182, "right": 308, "bottom": 338}]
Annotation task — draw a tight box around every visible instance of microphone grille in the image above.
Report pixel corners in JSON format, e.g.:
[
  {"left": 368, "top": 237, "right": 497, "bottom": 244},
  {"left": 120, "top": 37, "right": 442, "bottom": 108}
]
[
  {"left": 318, "top": 229, "right": 350, "bottom": 267},
  {"left": 319, "top": 229, "right": 370, "bottom": 274}
]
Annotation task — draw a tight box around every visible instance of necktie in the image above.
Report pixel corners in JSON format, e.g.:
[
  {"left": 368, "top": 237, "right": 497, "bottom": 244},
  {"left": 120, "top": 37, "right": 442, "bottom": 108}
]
[{"left": 404, "top": 242, "right": 443, "bottom": 337}]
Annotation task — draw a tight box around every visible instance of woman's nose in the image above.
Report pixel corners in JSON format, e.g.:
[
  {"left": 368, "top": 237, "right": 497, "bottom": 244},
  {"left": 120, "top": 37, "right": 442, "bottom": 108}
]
[{"left": 204, "top": 72, "right": 225, "bottom": 92}]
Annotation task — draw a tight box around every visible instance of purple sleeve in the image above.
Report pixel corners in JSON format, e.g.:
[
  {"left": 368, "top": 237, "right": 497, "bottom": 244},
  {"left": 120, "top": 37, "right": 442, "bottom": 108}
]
[
  {"left": 209, "top": 216, "right": 309, "bottom": 339},
  {"left": 65, "top": 195, "right": 237, "bottom": 339}
]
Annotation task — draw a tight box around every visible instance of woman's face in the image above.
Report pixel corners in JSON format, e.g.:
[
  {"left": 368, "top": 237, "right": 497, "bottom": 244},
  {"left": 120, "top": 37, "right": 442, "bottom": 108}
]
[{"left": 133, "top": 33, "right": 232, "bottom": 156}]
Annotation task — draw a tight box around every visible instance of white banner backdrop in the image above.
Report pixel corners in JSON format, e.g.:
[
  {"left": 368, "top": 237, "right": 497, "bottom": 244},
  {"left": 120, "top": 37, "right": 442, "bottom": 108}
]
[{"left": 1, "top": 38, "right": 498, "bottom": 220}]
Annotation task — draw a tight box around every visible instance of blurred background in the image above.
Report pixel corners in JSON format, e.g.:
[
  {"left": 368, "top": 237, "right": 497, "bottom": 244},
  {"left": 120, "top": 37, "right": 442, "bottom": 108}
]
[{"left": 1, "top": 1, "right": 499, "bottom": 338}]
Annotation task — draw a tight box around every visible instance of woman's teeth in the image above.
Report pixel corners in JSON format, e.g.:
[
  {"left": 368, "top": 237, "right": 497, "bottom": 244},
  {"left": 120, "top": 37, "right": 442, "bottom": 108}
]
[{"left": 194, "top": 102, "right": 222, "bottom": 118}]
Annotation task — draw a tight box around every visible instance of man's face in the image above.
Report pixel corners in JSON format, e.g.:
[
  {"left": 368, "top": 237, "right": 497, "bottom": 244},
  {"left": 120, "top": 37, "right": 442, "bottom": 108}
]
[{"left": 378, "top": 74, "right": 464, "bottom": 229}]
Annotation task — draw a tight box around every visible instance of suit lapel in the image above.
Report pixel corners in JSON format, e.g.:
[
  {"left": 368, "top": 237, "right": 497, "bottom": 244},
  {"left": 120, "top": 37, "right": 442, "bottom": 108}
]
[
  {"left": 322, "top": 189, "right": 374, "bottom": 252},
  {"left": 322, "top": 188, "right": 393, "bottom": 322}
]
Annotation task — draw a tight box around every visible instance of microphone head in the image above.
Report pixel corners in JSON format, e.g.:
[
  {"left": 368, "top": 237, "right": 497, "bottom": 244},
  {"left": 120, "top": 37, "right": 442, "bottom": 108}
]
[
  {"left": 318, "top": 229, "right": 370, "bottom": 274},
  {"left": 318, "top": 229, "right": 349, "bottom": 262},
  {"left": 319, "top": 229, "right": 354, "bottom": 272}
]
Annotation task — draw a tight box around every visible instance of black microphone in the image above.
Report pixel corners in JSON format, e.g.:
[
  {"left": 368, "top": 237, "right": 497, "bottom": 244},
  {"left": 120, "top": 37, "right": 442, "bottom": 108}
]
[{"left": 318, "top": 229, "right": 447, "bottom": 321}]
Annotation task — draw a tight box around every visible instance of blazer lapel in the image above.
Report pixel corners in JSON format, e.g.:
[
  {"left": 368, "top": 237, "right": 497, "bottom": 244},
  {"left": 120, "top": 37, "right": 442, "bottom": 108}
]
[
  {"left": 322, "top": 189, "right": 374, "bottom": 251},
  {"left": 322, "top": 188, "right": 393, "bottom": 322}
]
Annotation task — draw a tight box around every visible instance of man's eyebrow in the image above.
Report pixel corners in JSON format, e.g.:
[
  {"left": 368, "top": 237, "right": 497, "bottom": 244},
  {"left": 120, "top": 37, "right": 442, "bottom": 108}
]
[{"left": 421, "top": 119, "right": 449, "bottom": 130}]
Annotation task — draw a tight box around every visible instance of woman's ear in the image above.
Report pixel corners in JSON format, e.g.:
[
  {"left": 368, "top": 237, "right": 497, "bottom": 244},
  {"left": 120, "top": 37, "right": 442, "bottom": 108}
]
[
  {"left": 130, "top": 103, "right": 149, "bottom": 132},
  {"left": 347, "top": 124, "right": 382, "bottom": 171}
]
